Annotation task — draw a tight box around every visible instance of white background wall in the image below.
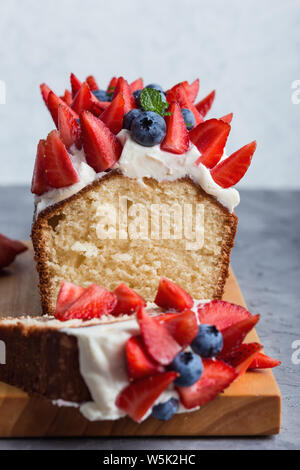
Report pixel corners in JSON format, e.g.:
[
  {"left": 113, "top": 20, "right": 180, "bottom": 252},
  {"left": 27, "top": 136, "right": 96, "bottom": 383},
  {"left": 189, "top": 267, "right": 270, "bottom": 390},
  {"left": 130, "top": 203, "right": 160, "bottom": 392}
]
[{"left": 0, "top": 0, "right": 299, "bottom": 188}]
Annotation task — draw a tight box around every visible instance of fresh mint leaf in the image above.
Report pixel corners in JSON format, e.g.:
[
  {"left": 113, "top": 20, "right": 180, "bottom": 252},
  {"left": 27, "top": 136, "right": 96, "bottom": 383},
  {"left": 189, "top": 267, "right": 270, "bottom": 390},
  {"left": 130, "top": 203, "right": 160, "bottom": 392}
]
[{"left": 139, "top": 88, "right": 170, "bottom": 116}]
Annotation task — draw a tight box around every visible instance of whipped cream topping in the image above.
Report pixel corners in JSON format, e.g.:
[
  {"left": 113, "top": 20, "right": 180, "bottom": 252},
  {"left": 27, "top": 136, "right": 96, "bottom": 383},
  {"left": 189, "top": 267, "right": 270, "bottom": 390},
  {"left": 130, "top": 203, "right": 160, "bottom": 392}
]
[{"left": 35, "top": 131, "right": 239, "bottom": 215}]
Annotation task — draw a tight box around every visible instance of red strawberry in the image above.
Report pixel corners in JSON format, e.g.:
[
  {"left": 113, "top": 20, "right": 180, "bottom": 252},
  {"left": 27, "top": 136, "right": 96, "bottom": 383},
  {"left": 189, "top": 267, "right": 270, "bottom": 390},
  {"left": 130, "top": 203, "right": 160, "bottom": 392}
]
[
  {"left": 70, "top": 73, "right": 82, "bottom": 98},
  {"left": 40, "top": 83, "right": 51, "bottom": 105},
  {"left": 155, "top": 278, "right": 194, "bottom": 312},
  {"left": 31, "top": 139, "right": 50, "bottom": 195},
  {"left": 165, "top": 83, "right": 203, "bottom": 125},
  {"left": 137, "top": 306, "right": 181, "bottom": 365},
  {"left": 60, "top": 89, "right": 73, "bottom": 107},
  {"left": 0, "top": 234, "right": 27, "bottom": 270},
  {"left": 54, "top": 281, "right": 86, "bottom": 319},
  {"left": 211, "top": 141, "right": 257, "bottom": 188},
  {"left": 222, "top": 343, "right": 262, "bottom": 377},
  {"left": 113, "top": 77, "right": 136, "bottom": 114},
  {"left": 177, "top": 359, "right": 237, "bottom": 408},
  {"left": 190, "top": 119, "right": 231, "bottom": 169},
  {"left": 100, "top": 92, "right": 125, "bottom": 135},
  {"left": 90, "top": 100, "right": 111, "bottom": 117},
  {"left": 187, "top": 78, "right": 200, "bottom": 102},
  {"left": 220, "top": 113, "right": 233, "bottom": 124},
  {"left": 58, "top": 283, "right": 117, "bottom": 321},
  {"left": 58, "top": 104, "right": 82, "bottom": 150},
  {"left": 130, "top": 78, "right": 144, "bottom": 93},
  {"left": 80, "top": 111, "right": 122, "bottom": 172},
  {"left": 112, "top": 283, "right": 146, "bottom": 316},
  {"left": 248, "top": 352, "right": 281, "bottom": 370},
  {"left": 219, "top": 314, "right": 260, "bottom": 356},
  {"left": 86, "top": 75, "right": 99, "bottom": 91},
  {"left": 44, "top": 130, "right": 79, "bottom": 188},
  {"left": 47, "top": 91, "right": 79, "bottom": 128},
  {"left": 71, "top": 82, "right": 94, "bottom": 115},
  {"left": 107, "top": 76, "right": 118, "bottom": 94},
  {"left": 126, "top": 336, "right": 164, "bottom": 380},
  {"left": 161, "top": 102, "right": 190, "bottom": 154},
  {"left": 157, "top": 310, "right": 198, "bottom": 348},
  {"left": 116, "top": 371, "right": 178, "bottom": 422},
  {"left": 195, "top": 90, "right": 216, "bottom": 117}
]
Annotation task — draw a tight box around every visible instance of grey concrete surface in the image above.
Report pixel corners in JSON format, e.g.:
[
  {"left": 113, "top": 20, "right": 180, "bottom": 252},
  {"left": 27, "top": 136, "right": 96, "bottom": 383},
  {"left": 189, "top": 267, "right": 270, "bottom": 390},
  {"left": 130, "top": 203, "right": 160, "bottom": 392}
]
[{"left": 0, "top": 188, "right": 299, "bottom": 450}]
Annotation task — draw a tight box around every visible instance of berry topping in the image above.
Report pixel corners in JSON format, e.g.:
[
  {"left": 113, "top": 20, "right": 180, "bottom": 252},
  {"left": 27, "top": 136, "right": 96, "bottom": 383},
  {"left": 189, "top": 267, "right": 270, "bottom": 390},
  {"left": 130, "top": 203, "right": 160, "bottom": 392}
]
[
  {"left": 247, "top": 352, "right": 281, "bottom": 370},
  {"left": 187, "top": 79, "right": 200, "bottom": 103},
  {"left": 54, "top": 281, "right": 86, "bottom": 318},
  {"left": 107, "top": 76, "right": 118, "bottom": 95},
  {"left": 191, "top": 324, "right": 223, "bottom": 358},
  {"left": 189, "top": 118, "right": 231, "bottom": 169},
  {"left": 112, "top": 283, "right": 146, "bottom": 316},
  {"left": 169, "top": 351, "right": 203, "bottom": 387},
  {"left": 211, "top": 141, "right": 257, "bottom": 188},
  {"left": 112, "top": 77, "right": 136, "bottom": 114},
  {"left": 60, "top": 89, "right": 73, "bottom": 107},
  {"left": 80, "top": 110, "right": 122, "bottom": 172},
  {"left": 44, "top": 130, "right": 79, "bottom": 188},
  {"left": 31, "top": 139, "right": 50, "bottom": 195},
  {"left": 126, "top": 335, "right": 164, "bottom": 380},
  {"left": 155, "top": 278, "right": 194, "bottom": 312},
  {"left": 47, "top": 91, "right": 79, "bottom": 128},
  {"left": 146, "top": 83, "right": 164, "bottom": 93},
  {"left": 222, "top": 343, "right": 262, "bottom": 378},
  {"left": 58, "top": 104, "right": 82, "bottom": 150},
  {"left": 161, "top": 102, "right": 190, "bottom": 154},
  {"left": 157, "top": 310, "right": 198, "bottom": 348},
  {"left": 92, "top": 89, "right": 112, "bottom": 102},
  {"left": 123, "top": 109, "right": 141, "bottom": 130},
  {"left": 195, "top": 90, "right": 216, "bottom": 117},
  {"left": 220, "top": 113, "right": 233, "bottom": 124},
  {"left": 40, "top": 83, "right": 51, "bottom": 105},
  {"left": 152, "top": 397, "right": 179, "bottom": 421},
  {"left": 181, "top": 107, "right": 196, "bottom": 130},
  {"left": 130, "top": 78, "right": 144, "bottom": 93},
  {"left": 131, "top": 111, "right": 166, "bottom": 147},
  {"left": 165, "top": 82, "right": 203, "bottom": 126},
  {"left": 71, "top": 82, "right": 95, "bottom": 115},
  {"left": 116, "top": 371, "right": 178, "bottom": 423},
  {"left": 0, "top": 234, "right": 27, "bottom": 270},
  {"left": 86, "top": 75, "right": 99, "bottom": 91},
  {"left": 70, "top": 73, "right": 82, "bottom": 98},
  {"left": 100, "top": 92, "right": 125, "bottom": 135},
  {"left": 133, "top": 90, "right": 142, "bottom": 107}
]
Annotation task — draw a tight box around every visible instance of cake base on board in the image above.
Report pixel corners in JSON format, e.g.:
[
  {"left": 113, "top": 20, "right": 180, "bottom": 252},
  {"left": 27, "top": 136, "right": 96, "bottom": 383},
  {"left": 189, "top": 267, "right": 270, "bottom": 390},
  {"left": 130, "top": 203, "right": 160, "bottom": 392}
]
[{"left": 0, "top": 242, "right": 281, "bottom": 437}]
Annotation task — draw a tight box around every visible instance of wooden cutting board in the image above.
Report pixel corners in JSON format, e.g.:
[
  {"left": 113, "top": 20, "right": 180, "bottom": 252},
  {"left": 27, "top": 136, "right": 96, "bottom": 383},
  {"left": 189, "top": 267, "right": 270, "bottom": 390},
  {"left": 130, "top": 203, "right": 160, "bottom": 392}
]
[{"left": 0, "top": 243, "right": 281, "bottom": 437}]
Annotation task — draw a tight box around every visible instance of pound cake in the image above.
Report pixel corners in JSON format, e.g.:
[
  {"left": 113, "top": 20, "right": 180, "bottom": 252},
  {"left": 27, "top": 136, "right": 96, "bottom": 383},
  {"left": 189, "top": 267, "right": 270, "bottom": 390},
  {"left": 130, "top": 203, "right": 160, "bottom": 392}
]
[{"left": 31, "top": 74, "right": 256, "bottom": 314}]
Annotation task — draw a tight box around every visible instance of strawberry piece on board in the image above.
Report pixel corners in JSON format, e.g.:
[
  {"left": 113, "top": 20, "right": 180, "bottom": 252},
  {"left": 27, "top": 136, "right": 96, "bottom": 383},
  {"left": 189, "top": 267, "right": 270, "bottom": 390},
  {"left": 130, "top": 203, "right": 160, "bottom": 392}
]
[
  {"left": 44, "top": 130, "right": 79, "bottom": 188},
  {"left": 113, "top": 77, "right": 137, "bottom": 114},
  {"left": 60, "top": 89, "right": 73, "bottom": 107},
  {"left": 54, "top": 281, "right": 86, "bottom": 319},
  {"left": 219, "top": 314, "right": 260, "bottom": 356},
  {"left": 100, "top": 92, "right": 125, "bottom": 135},
  {"left": 157, "top": 310, "right": 198, "bottom": 348},
  {"left": 248, "top": 352, "right": 281, "bottom": 370},
  {"left": 155, "top": 278, "right": 194, "bottom": 312},
  {"left": 211, "top": 141, "right": 257, "bottom": 188},
  {"left": 116, "top": 371, "right": 178, "bottom": 422},
  {"left": 195, "top": 90, "right": 216, "bottom": 117},
  {"left": 80, "top": 110, "right": 122, "bottom": 172},
  {"left": 86, "top": 75, "right": 99, "bottom": 91},
  {"left": 126, "top": 335, "right": 164, "bottom": 380},
  {"left": 0, "top": 234, "right": 27, "bottom": 270},
  {"left": 177, "top": 359, "right": 237, "bottom": 408},
  {"left": 107, "top": 76, "right": 118, "bottom": 94},
  {"left": 187, "top": 78, "right": 200, "bottom": 102},
  {"left": 112, "top": 283, "right": 146, "bottom": 316},
  {"left": 40, "top": 83, "right": 51, "bottom": 105},
  {"left": 58, "top": 104, "right": 82, "bottom": 150},
  {"left": 130, "top": 78, "right": 144, "bottom": 93},
  {"left": 47, "top": 91, "right": 79, "bottom": 128},
  {"left": 31, "top": 139, "right": 50, "bottom": 195},
  {"left": 189, "top": 118, "right": 231, "bottom": 169},
  {"left": 221, "top": 343, "right": 263, "bottom": 378},
  {"left": 161, "top": 102, "right": 190, "bottom": 154},
  {"left": 220, "top": 113, "right": 233, "bottom": 124},
  {"left": 70, "top": 73, "right": 82, "bottom": 98},
  {"left": 137, "top": 306, "right": 181, "bottom": 365}
]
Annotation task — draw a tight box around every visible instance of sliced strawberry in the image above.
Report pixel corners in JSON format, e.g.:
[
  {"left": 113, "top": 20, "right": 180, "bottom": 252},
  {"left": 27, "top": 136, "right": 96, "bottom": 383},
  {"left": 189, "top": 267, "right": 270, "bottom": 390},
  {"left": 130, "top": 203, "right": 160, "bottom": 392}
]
[
  {"left": 222, "top": 343, "right": 262, "bottom": 378},
  {"left": 130, "top": 78, "right": 144, "bottom": 93},
  {"left": 58, "top": 104, "right": 82, "bottom": 150},
  {"left": 100, "top": 92, "right": 125, "bottom": 135},
  {"left": 54, "top": 281, "right": 86, "bottom": 319},
  {"left": 187, "top": 78, "right": 200, "bottom": 102},
  {"left": 137, "top": 306, "right": 181, "bottom": 365},
  {"left": 107, "top": 76, "right": 118, "bottom": 94},
  {"left": 58, "top": 283, "right": 117, "bottom": 321},
  {"left": 0, "top": 234, "right": 27, "bottom": 270},
  {"left": 47, "top": 91, "right": 79, "bottom": 128},
  {"left": 86, "top": 75, "right": 99, "bottom": 91},
  {"left": 157, "top": 310, "right": 198, "bottom": 348},
  {"left": 165, "top": 83, "right": 203, "bottom": 126},
  {"left": 71, "top": 82, "right": 94, "bottom": 115},
  {"left": 195, "top": 90, "right": 216, "bottom": 117},
  {"left": 155, "top": 278, "right": 194, "bottom": 312},
  {"left": 116, "top": 371, "right": 178, "bottom": 422},
  {"left": 113, "top": 77, "right": 136, "bottom": 114},
  {"left": 60, "top": 89, "right": 73, "bottom": 107},
  {"left": 248, "top": 352, "right": 281, "bottom": 370},
  {"left": 112, "top": 283, "right": 146, "bottom": 316},
  {"left": 44, "top": 130, "right": 79, "bottom": 188},
  {"left": 211, "top": 141, "right": 257, "bottom": 188},
  {"left": 70, "top": 73, "right": 82, "bottom": 98},
  {"left": 90, "top": 100, "right": 111, "bottom": 117},
  {"left": 190, "top": 119, "right": 231, "bottom": 169},
  {"left": 80, "top": 111, "right": 122, "bottom": 172},
  {"left": 177, "top": 359, "right": 237, "bottom": 409},
  {"left": 161, "top": 102, "right": 190, "bottom": 154},
  {"left": 40, "top": 83, "right": 51, "bottom": 105},
  {"left": 219, "top": 314, "right": 260, "bottom": 356},
  {"left": 31, "top": 139, "right": 50, "bottom": 195},
  {"left": 126, "top": 336, "right": 164, "bottom": 380},
  {"left": 220, "top": 113, "right": 233, "bottom": 124}
]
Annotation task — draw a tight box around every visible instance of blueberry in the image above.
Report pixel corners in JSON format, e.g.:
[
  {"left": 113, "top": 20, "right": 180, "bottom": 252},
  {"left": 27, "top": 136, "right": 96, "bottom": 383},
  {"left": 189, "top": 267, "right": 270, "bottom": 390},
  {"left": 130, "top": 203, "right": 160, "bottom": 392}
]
[
  {"left": 123, "top": 109, "right": 142, "bottom": 130},
  {"left": 181, "top": 108, "right": 195, "bottom": 130},
  {"left": 133, "top": 89, "right": 142, "bottom": 107},
  {"left": 131, "top": 111, "right": 166, "bottom": 147},
  {"left": 146, "top": 83, "right": 164, "bottom": 93},
  {"left": 191, "top": 324, "right": 223, "bottom": 358},
  {"left": 92, "top": 89, "right": 111, "bottom": 102},
  {"left": 169, "top": 351, "right": 203, "bottom": 387},
  {"left": 152, "top": 398, "right": 179, "bottom": 421}
]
